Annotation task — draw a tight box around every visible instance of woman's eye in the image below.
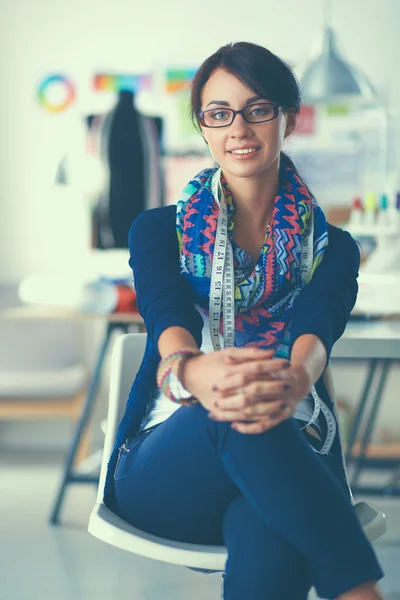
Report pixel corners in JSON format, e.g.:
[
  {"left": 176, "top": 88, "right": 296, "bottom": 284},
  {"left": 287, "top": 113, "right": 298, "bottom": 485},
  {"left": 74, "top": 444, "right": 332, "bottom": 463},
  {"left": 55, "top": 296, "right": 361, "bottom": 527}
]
[
  {"left": 250, "top": 106, "right": 270, "bottom": 116},
  {"left": 211, "top": 111, "right": 229, "bottom": 120}
]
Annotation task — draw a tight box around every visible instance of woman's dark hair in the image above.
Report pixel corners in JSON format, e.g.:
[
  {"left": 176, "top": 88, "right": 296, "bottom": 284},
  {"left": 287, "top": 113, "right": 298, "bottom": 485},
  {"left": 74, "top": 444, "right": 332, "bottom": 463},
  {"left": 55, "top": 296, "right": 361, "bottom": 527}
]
[{"left": 190, "top": 41, "right": 311, "bottom": 193}]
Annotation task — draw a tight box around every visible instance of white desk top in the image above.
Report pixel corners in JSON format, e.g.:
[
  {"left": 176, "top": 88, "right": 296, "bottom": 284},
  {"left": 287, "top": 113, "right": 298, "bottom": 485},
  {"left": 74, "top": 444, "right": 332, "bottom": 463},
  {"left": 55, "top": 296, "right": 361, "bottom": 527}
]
[{"left": 333, "top": 321, "right": 400, "bottom": 359}]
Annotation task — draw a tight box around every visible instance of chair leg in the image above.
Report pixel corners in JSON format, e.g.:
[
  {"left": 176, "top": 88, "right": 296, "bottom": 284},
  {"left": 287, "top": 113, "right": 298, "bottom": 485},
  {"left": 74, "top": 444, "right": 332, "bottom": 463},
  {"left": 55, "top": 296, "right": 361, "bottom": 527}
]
[{"left": 221, "top": 573, "right": 225, "bottom": 600}]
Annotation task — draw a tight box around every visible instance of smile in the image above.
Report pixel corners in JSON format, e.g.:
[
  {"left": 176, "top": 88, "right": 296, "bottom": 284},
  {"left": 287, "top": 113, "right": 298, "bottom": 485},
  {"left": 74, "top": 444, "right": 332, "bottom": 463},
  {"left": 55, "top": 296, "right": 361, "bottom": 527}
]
[
  {"left": 230, "top": 147, "right": 259, "bottom": 155},
  {"left": 228, "top": 147, "right": 261, "bottom": 159}
]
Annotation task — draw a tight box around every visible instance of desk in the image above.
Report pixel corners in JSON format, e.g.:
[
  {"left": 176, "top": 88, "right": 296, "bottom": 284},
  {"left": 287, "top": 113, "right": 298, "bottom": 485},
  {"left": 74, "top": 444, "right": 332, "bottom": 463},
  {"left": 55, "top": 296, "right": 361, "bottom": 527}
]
[
  {"left": 332, "top": 321, "right": 400, "bottom": 497},
  {"left": 0, "top": 306, "right": 145, "bottom": 524}
]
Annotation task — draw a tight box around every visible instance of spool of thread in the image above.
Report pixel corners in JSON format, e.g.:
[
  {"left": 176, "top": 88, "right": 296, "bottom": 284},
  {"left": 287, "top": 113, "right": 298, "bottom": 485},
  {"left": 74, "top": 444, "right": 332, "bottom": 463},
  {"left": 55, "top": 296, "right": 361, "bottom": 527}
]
[
  {"left": 364, "top": 192, "right": 376, "bottom": 226},
  {"left": 379, "top": 194, "right": 388, "bottom": 210},
  {"left": 377, "top": 194, "right": 389, "bottom": 227},
  {"left": 365, "top": 191, "right": 376, "bottom": 211},
  {"left": 392, "top": 192, "right": 400, "bottom": 227},
  {"left": 349, "top": 196, "right": 363, "bottom": 225}
]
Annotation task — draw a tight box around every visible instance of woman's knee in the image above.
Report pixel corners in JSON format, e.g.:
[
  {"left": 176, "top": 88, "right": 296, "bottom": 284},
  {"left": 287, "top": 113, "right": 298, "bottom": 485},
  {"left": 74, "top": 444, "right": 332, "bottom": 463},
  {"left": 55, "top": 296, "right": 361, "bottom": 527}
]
[{"left": 222, "top": 495, "right": 312, "bottom": 600}]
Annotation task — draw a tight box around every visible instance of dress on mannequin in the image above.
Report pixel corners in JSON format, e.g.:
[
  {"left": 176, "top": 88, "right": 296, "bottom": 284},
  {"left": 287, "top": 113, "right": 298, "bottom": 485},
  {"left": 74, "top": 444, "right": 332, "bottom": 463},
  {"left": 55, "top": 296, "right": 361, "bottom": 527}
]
[{"left": 86, "top": 90, "right": 164, "bottom": 249}]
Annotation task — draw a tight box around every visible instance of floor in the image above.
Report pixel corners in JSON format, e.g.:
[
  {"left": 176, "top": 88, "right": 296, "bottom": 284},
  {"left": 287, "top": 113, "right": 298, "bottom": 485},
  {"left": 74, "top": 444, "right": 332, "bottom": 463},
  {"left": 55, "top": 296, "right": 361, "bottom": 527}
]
[{"left": 1, "top": 450, "right": 399, "bottom": 600}]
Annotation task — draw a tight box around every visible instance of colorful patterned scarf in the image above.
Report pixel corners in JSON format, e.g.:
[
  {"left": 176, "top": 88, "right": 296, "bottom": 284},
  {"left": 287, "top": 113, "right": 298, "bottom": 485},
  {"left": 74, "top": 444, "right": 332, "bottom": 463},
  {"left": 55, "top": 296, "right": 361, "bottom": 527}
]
[{"left": 176, "top": 161, "right": 328, "bottom": 358}]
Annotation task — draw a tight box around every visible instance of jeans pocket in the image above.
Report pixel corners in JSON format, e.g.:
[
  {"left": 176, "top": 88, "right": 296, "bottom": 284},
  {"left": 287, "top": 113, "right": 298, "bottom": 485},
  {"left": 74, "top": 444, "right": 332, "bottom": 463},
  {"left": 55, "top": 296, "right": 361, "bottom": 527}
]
[{"left": 114, "top": 425, "right": 161, "bottom": 481}]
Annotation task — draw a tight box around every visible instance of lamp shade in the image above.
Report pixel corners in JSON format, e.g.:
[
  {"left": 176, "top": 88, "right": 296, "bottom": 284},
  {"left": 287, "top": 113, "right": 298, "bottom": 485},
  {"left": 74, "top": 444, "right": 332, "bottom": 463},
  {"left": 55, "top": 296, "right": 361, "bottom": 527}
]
[{"left": 300, "top": 27, "right": 377, "bottom": 105}]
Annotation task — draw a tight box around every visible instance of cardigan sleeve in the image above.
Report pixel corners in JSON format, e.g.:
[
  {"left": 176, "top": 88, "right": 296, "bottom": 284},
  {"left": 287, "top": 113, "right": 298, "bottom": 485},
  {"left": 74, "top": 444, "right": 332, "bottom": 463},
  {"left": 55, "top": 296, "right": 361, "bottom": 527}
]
[
  {"left": 128, "top": 206, "right": 203, "bottom": 350},
  {"left": 289, "top": 224, "right": 360, "bottom": 366}
]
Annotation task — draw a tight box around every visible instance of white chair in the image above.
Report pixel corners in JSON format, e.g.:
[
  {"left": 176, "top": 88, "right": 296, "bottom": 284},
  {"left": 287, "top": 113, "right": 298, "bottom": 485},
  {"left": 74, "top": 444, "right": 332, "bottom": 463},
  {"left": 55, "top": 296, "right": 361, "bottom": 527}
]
[{"left": 88, "top": 333, "right": 387, "bottom": 576}]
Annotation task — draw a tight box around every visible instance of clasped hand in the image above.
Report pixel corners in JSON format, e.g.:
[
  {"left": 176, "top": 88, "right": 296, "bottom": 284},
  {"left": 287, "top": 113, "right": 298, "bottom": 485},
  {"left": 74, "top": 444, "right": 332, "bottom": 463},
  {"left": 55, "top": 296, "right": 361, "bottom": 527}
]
[{"left": 182, "top": 347, "right": 312, "bottom": 435}]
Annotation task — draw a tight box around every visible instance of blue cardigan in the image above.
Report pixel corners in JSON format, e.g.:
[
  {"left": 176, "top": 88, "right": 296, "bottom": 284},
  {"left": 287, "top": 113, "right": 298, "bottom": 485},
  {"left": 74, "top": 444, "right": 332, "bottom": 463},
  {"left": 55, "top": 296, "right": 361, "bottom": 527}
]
[{"left": 104, "top": 205, "right": 360, "bottom": 510}]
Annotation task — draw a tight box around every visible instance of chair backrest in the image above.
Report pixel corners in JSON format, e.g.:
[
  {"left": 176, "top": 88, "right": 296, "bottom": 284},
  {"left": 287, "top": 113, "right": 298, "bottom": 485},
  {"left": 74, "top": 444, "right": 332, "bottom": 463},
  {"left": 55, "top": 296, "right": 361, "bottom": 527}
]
[{"left": 97, "top": 333, "right": 147, "bottom": 504}]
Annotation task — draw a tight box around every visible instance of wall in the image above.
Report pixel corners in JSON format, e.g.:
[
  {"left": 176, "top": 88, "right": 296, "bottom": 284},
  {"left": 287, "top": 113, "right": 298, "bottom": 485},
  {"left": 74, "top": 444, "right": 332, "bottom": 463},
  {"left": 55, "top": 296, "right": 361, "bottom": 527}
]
[
  {"left": 0, "top": 0, "right": 399, "bottom": 450},
  {"left": 1, "top": 0, "right": 400, "bottom": 281}
]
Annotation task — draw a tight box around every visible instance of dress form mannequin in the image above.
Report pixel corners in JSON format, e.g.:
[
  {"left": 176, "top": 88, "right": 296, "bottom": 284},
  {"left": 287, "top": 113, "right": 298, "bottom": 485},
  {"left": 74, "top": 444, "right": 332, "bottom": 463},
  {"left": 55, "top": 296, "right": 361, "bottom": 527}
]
[{"left": 86, "top": 90, "right": 164, "bottom": 249}]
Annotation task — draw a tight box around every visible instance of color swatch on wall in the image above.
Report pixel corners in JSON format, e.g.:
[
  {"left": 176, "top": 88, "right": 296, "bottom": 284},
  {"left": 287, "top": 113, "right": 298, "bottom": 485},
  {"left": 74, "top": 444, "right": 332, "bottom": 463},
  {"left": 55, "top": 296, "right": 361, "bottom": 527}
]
[
  {"left": 93, "top": 74, "right": 152, "bottom": 94},
  {"left": 37, "top": 75, "right": 76, "bottom": 113},
  {"left": 165, "top": 68, "right": 198, "bottom": 94}
]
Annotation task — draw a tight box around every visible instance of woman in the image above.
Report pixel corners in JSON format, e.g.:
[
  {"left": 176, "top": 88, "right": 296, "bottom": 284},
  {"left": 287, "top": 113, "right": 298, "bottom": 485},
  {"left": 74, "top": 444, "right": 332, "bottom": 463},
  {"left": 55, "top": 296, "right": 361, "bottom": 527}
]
[{"left": 104, "top": 42, "right": 384, "bottom": 599}]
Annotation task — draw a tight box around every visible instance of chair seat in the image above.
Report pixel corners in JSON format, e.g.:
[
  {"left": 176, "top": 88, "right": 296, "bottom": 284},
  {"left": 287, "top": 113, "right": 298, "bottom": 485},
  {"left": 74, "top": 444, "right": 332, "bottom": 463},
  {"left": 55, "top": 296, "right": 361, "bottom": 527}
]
[
  {"left": 353, "top": 501, "right": 387, "bottom": 542},
  {"left": 88, "top": 503, "right": 227, "bottom": 571},
  {"left": 89, "top": 499, "right": 386, "bottom": 571},
  {"left": 0, "top": 364, "right": 86, "bottom": 397}
]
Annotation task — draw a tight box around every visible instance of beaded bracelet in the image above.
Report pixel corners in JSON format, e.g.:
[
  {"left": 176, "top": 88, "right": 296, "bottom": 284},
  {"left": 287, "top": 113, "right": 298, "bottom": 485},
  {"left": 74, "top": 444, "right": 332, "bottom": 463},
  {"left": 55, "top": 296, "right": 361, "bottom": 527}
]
[
  {"left": 158, "top": 356, "right": 199, "bottom": 405},
  {"left": 156, "top": 347, "right": 202, "bottom": 405},
  {"left": 157, "top": 348, "right": 202, "bottom": 404},
  {"left": 156, "top": 347, "right": 199, "bottom": 388}
]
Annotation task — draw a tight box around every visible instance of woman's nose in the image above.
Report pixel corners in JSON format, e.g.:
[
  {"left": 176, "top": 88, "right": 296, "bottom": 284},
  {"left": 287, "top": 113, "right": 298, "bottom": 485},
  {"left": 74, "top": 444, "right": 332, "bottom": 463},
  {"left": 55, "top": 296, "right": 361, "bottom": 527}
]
[{"left": 229, "top": 113, "right": 252, "bottom": 137}]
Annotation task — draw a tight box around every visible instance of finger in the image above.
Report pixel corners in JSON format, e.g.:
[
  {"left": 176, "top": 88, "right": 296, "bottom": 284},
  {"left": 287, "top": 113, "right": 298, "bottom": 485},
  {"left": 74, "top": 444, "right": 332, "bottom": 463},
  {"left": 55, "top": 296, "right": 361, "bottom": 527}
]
[
  {"left": 231, "top": 406, "right": 293, "bottom": 434},
  {"left": 242, "top": 400, "right": 291, "bottom": 419},
  {"left": 216, "top": 372, "right": 248, "bottom": 394},
  {"left": 217, "top": 370, "right": 293, "bottom": 397},
  {"left": 223, "top": 347, "right": 275, "bottom": 363},
  {"left": 247, "top": 379, "right": 293, "bottom": 403},
  {"left": 217, "top": 380, "right": 292, "bottom": 410},
  {"left": 216, "top": 367, "right": 284, "bottom": 396},
  {"left": 231, "top": 419, "right": 271, "bottom": 434},
  {"left": 210, "top": 400, "right": 289, "bottom": 422},
  {"left": 224, "top": 358, "right": 291, "bottom": 379}
]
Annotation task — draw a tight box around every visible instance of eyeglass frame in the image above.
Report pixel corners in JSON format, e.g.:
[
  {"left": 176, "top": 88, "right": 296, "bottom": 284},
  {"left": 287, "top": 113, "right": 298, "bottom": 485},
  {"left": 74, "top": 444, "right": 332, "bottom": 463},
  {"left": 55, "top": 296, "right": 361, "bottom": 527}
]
[{"left": 198, "top": 101, "right": 283, "bottom": 128}]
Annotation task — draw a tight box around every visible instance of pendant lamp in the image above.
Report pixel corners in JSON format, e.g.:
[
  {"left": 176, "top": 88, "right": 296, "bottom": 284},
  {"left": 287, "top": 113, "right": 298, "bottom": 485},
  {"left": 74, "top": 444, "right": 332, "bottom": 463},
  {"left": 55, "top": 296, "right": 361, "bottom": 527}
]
[{"left": 299, "top": 0, "right": 378, "bottom": 106}]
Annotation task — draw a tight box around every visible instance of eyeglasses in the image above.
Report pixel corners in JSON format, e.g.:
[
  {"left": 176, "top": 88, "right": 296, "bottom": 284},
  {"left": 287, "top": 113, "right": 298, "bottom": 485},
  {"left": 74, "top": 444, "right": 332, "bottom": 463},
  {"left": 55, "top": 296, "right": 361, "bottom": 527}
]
[{"left": 199, "top": 102, "right": 282, "bottom": 128}]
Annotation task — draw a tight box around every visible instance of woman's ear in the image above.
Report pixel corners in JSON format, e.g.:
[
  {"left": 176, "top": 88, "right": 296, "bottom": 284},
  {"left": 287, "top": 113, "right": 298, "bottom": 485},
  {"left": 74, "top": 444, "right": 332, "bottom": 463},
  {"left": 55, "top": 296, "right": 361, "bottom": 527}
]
[
  {"left": 284, "top": 112, "right": 297, "bottom": 138},
  {"left": 201, "top": 128, "right": 209, "bottom": 145}
]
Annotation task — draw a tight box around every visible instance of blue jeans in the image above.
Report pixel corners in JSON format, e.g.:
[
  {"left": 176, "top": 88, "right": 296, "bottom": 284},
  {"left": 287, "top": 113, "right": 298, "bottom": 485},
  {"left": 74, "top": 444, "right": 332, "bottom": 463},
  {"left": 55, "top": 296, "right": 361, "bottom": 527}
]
[{"left": 113, "top": 403, "right": 383, "bottom": 600}]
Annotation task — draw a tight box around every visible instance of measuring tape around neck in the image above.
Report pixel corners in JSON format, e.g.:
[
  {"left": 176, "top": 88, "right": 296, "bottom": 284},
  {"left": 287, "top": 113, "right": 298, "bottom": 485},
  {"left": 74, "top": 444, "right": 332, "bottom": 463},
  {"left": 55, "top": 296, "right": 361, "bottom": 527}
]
[{"left": 209, "top": 169, "right": 235, "bottom": 350}]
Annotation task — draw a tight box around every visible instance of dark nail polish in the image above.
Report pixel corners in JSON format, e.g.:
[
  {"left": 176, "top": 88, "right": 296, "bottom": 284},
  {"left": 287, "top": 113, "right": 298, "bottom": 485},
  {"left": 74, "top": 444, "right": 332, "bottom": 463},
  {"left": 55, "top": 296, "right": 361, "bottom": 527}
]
[
  {"left": 283, "top": 362, "right": 290, "bottom": 369},
  {"left": 284, "top": 384, "right": 291, "bottom": 390},
  {"left": 212, "top": 385, "right": 218, "bottom": 392}
]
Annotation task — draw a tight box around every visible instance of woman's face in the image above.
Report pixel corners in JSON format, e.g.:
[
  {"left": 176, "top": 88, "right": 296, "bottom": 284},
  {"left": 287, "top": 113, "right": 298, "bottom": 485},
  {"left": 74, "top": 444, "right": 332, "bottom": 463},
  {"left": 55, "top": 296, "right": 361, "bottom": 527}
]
[{"left": 200, "top": 68, "right": 294, "bottom": 179}]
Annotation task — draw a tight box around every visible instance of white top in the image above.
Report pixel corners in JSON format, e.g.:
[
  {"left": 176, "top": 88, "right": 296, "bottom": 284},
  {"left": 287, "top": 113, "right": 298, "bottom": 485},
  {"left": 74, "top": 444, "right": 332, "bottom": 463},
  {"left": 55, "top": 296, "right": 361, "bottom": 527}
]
[{"left": 139, "top": 307, "right": 321, "bottom": 434}]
